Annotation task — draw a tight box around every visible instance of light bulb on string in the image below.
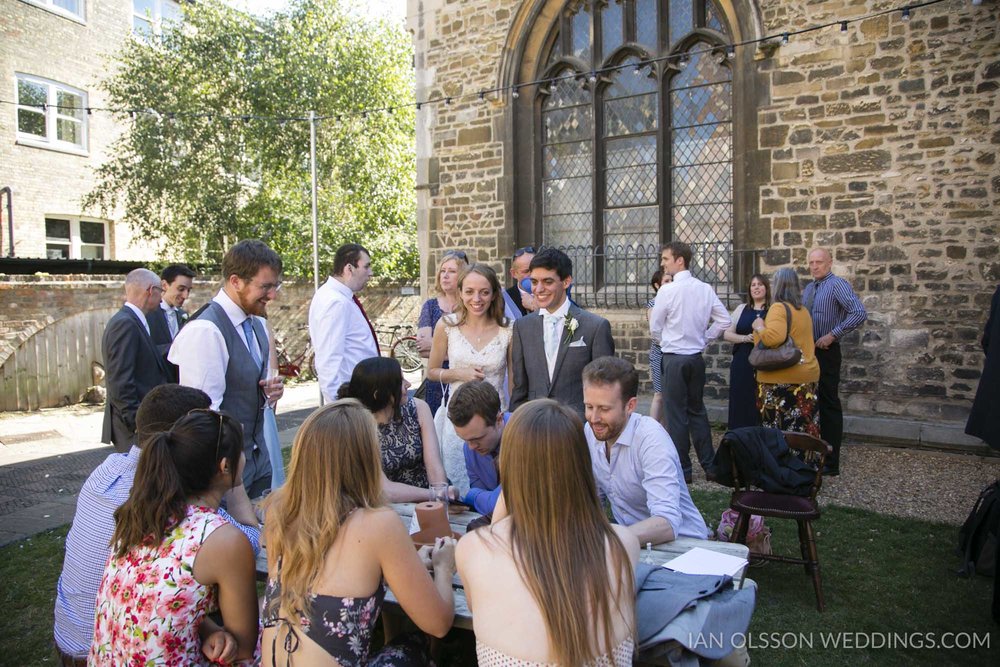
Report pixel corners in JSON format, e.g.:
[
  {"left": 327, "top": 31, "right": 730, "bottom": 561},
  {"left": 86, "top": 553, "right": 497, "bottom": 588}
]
[
  {"left": 588, "top": 71, "right": 598, "bottom": 83},
  {"left": 445, "top": 97, "right": 452, "bottom": 106},
  {"left": 901, "top": 7, "right": 911, "bottom": 21},
  {"left": 781, "top": 32, "right": 789, "bottom": 45},
  {"left": 840, "top": 20, "right": 848, "bottom": 32},
  {"left": 726, "top": 45, "right": 736, "bottom": 60},
  {"left": 478, "top": 90, "right": 486, "bottom": 101},
  {"left": 633, "top": 62, "right": 643, "bottom": 76},
  {"left": 511, "top": 86, "right": 520, "bottom": 99},
  {"left": 416, "top": 102, "right": 422, "bottom": 111}
]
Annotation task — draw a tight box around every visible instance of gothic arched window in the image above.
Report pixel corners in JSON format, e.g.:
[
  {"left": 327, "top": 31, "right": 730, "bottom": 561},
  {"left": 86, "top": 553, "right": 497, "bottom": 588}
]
[{"left": 534, "top": 0, "right": 737, "bottom": 287}]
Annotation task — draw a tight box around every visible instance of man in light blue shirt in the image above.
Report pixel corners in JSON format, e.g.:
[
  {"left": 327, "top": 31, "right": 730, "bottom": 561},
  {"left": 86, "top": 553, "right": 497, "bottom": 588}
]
[
  {"left": 583, "top": 357, "right": 709, "bottom": 544},
  {"left": 53, "top": 384, "right": 261, "bottom": 662}
]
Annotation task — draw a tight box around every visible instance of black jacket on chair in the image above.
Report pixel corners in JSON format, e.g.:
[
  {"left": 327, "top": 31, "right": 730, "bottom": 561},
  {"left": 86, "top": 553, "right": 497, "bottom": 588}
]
[
  {"left": 714, "top": 427, "right": 817, "bottom": 496},
  {"left": 102, "top": 306, "right": 172, "bottom": 451}
]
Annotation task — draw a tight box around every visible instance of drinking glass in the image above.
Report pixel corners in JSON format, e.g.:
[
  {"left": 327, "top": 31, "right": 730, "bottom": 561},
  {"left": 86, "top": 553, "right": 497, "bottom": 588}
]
[{"left": 429, "top": 483, "right": 450, "bottom": 508}]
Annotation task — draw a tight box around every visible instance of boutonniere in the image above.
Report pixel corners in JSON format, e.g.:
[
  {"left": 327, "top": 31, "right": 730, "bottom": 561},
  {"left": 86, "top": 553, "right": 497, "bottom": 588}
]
[
  {"left": 563, "top": 315, "right": 579, "bottom": 345},
  {"left": 177, "top": 310, "right": 189, "bottom": 323}
]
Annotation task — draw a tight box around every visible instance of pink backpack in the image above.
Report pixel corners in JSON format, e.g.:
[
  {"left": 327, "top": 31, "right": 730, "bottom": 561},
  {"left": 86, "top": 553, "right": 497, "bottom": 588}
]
[{"left": 716, "top": 509, "right": 772, "bottom": 557}]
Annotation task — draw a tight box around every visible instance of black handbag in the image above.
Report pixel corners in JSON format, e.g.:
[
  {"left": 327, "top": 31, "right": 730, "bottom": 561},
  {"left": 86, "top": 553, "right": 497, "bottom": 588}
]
[{"left": 748, "top": 303, "right": 802, "bottom": 371}]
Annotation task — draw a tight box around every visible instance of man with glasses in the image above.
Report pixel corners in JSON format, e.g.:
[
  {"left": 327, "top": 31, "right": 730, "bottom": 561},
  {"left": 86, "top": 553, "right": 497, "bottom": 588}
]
[
  {"left": 506, "top": 246, "right": 538, "bottom": 317},
  {"left": 169, "top": 239, "right": 284, "bottom": 497},
  {"left": 101, "top": 268, "right": 172, "bottom": 452},
  {"left": 310, "top": 243, "right": 379, "bottom": 402}
]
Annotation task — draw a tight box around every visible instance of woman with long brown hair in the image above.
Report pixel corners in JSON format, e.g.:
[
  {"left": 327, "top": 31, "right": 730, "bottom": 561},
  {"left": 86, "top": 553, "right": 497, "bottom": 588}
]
[
  {"left": 90, "top": 410, "right": 259, "bottom": 666},
  {"left": 428, "top": 263, "right": 513, "bottom": 493},
  {"left": 457, "top": 399, "right": 639, "bottom": 665},
  {"left": 260, "top": 399, "right": 455, "bottom": 666}
]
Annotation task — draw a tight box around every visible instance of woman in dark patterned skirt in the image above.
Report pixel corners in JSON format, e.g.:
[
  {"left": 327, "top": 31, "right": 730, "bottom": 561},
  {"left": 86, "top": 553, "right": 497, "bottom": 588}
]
[
  {"left": 722, "top": 274, "right": 770, "bottom": 428},
  {"left": 338, "top": 356, "right": 448, "bottom": 496},
  {"left": 750, "top": 268, "right": 821, "bottom": 437}
]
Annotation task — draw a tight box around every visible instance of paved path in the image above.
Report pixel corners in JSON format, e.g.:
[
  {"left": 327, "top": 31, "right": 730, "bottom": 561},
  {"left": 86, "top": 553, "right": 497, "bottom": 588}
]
[{"left": 0, "top": 383, "right": 325, "bottom": 546}]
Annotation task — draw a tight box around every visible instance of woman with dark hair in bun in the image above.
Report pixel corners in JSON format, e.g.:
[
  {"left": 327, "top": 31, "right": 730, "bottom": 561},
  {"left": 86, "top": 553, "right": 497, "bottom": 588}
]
[
  {"left": 90, "top": 410, "right": 259, "bottom": 666},
  {"left": 339, "top": 356, "right": 450, "bottom": 503}
]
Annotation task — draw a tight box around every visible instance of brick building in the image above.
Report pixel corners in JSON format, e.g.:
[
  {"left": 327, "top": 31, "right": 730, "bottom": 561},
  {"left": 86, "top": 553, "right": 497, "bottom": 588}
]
[
  {"left": 0, "top": 0, "right": 180, "bottom": 261},
  {"left": 406, "top": 0, "right": 1000, "bottom": 443}
]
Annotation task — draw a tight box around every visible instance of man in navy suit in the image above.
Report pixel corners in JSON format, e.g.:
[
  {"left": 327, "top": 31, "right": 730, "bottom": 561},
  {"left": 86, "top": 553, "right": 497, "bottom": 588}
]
[
  {"left": 147, "top": 263, "right": 195, "bottom": 381},
  {"left": 101, "top": 268, "right": 172, "bottom": 452}
]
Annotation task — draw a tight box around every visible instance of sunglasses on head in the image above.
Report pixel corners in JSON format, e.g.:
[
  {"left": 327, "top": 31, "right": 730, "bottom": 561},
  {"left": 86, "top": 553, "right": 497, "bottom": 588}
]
[
  {"left": 513, "top": 246, "right": 536, "bottom": 258},
  {"left": 444, "top": 250, "right": 468, "bottom": 263},
  {"left": 185, "top": 408, "right": 226, "bottom": 462}
]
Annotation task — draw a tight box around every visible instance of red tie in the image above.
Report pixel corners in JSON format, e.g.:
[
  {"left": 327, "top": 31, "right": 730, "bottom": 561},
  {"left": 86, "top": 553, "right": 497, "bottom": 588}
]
[{"left": 353, "top": 295, "right": 381, "bottom": 355}]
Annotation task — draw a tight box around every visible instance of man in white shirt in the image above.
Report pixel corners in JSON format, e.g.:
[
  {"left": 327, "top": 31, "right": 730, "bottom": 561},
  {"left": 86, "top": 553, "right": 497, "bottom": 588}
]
[
  {"left": 583, "top": 357, "right": 709, "bottom": 544},
  {"left": 168, "top": 239, "right": 285, "bottom": 498},
  {"left": 310, "top": 243, "right": 379, "bottom": 402},
  {"left": 649, "top": 242, "right": 732, "bottom": 483}
]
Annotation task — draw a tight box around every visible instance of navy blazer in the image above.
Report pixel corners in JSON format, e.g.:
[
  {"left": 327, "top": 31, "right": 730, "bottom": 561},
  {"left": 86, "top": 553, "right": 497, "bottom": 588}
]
[{"left": 102, "top": 306, "right": 171, "bottom": 451}]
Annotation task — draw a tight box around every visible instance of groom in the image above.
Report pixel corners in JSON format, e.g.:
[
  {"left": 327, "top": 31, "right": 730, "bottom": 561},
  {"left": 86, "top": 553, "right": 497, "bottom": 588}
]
[{"left": 510, "top": 248, "right": 615, "bottom": 418}]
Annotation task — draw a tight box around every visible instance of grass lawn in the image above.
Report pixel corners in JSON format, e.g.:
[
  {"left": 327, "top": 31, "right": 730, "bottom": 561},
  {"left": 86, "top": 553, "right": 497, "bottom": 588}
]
[{"left": 3, "top": 489, "right": 996, "bottom": 666}]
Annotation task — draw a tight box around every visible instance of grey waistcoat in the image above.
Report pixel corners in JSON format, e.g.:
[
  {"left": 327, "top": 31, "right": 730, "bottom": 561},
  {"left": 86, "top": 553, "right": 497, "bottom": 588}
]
[{"left": 199, "top": 303, "right": 269, "bottom": 471}]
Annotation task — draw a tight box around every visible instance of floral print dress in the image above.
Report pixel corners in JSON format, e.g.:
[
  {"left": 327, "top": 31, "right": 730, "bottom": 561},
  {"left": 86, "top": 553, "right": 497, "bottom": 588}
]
[{"left": 89, "top": 505, "right": 228, "bottom": 667}]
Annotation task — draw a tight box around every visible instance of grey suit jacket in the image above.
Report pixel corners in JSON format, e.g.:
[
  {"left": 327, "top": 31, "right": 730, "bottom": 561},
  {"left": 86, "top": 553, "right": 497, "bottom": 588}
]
[
  {"left": 102, "top": 306, "right": 172, "bottom": 451},
  {"left": 510, "top": 303, "right": 615, "bottom": 418}
]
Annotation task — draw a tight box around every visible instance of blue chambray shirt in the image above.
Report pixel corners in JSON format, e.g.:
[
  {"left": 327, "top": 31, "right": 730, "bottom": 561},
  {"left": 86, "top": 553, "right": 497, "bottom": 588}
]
[{"left": 586, "top": 413, "right": 709, "bottom": 540}]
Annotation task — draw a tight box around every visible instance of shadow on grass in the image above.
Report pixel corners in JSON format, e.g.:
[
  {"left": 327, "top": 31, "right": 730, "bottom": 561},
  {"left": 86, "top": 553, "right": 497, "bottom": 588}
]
[
  {"left": 2, "top": 490, "right": 996, "bottom": 666},
  {"left": 691, "top": 488, "right": 998, "bottom": 666}
]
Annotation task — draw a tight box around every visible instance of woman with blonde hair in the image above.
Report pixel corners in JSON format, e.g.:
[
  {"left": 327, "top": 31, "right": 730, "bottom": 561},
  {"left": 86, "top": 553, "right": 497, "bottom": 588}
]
[
  {"left": 751, "top": 267, "right": 821, "bottom": 436},
  {"left": 416, "top": 251, "right": 469, "bottom": 414},
  {"left": 457, "top": 399, "right": 639, "bottom": 666},
  {"left": 428, "top": 263, "right": 513, "bottom": 493},
  {"left": 261, "top": 400, "right": 456, "bottom": 666}
]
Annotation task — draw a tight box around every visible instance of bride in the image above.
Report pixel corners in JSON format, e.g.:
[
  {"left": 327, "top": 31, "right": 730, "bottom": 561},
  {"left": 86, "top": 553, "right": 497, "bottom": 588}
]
[{"left": 428, "top": 264, "right": 512, "bottom": 494}]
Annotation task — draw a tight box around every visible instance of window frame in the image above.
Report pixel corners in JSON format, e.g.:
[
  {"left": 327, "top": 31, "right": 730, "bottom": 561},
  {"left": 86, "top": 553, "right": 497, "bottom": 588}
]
[
  {"left": 14, "top": 74, "right": 89, "bottom": 156},
  {"left": 133, "top": 0, "right": 182, "bottom": 41},
  {"left": 512, "top": 0, "right": 762, "bottom": 267},
  {"left": 18, "top": 0, "right": 86, "bottom": 24},
  {"left": 44, "top": 217, "right": 109, "bottom": 260}
]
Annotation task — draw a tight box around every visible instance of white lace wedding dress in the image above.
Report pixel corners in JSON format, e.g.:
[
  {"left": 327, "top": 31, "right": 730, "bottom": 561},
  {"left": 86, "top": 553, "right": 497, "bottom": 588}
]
[{"left": 436, "top": 314, "right": 512, "bottom": 494}]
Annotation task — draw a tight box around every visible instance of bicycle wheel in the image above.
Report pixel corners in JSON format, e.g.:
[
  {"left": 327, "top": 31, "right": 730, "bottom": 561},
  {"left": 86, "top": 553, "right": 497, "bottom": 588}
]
[{"left": 392, "top": 336, "right": 424, "bottom": 373}]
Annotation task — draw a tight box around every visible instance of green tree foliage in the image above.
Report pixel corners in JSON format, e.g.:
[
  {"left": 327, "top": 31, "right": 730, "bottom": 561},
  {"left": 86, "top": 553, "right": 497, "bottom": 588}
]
[{"left": 86, "top": 0, "right": 417, "bottom": 279}]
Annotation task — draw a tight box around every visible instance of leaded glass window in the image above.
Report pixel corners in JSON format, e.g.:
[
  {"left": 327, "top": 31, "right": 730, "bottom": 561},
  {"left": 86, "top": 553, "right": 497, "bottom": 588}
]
[{"left": 537, "top": 0, "right": 735, "bottom": 287}]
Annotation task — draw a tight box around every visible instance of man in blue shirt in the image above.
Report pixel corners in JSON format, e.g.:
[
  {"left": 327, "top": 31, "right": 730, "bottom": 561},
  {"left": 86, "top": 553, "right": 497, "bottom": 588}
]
[
  {"left": 448, "top": 381, "right": 509, "bottom": 516},
  {"left": 583, "top": 357, "right": 709, "bottom": 544},
  {"left": 53, "top": 384, "right": 261, "bottom": 664},
  {"left": 802, "top": 248, "right": 867, "bottom": 476}
]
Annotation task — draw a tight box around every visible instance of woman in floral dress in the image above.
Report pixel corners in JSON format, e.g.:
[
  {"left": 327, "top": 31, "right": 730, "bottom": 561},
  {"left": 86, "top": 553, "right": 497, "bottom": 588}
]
[
  {"left": 260, "top": 400, "right": 456, "bottom": 666},
  {"left": 338, "top": 356, "right": 447, "bottom": 492},
  {"left": 89, "top": 410, "right": 259, "bottom": 666},
  {"left": 751, "top": 267, "right": 821, "bottom": 436}
]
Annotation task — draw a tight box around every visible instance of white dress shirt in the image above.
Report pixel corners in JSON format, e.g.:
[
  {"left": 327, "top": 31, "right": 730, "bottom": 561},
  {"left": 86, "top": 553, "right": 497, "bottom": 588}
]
[
  {"left": 123, "top": 302, "right": 151, "bottom": 336},
  {"left": 160, "top": 300, "right": 180, "bottom": 339},
  {"left": 540, "top": 297, "right": 571, "bottom": 379},
  {"left": 309, "top": 276, "right": 379, "bottom": 402},
  {"left": 649, "top": 270, "right": 732, "bottom": 354},
  {"left": 168, "top": 290, "right": 265, "bottom": 410},
  {"left": 586, "top": 412, "right": 709, "bottom": 539}
]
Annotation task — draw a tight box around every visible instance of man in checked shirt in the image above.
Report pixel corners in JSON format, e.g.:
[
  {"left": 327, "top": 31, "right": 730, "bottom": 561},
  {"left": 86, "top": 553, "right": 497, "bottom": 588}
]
[{"left": 802, "top": 248, "right": 868, "bottom": 477}]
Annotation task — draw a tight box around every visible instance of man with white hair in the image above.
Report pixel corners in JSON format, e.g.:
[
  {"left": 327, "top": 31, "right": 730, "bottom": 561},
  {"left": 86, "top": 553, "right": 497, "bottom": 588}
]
[{"left": 101, "top": 268, "right": 172, "bottom": 452}]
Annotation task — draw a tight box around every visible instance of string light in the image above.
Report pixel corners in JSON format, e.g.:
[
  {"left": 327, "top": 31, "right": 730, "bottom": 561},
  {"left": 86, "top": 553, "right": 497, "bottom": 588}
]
[{"left": 0, "top": 0, "right": 973, "bottom": 121}]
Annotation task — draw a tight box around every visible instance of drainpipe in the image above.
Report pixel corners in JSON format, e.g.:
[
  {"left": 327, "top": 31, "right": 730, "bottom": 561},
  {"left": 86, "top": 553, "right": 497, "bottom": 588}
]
[{"left": 0, "top": 186, "right": 12, "bottom": 257}]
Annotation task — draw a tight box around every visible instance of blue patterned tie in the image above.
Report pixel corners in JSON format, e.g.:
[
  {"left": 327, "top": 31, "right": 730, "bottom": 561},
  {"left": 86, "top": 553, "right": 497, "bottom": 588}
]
[{"left": 241, "top": 318, "right": 262, "bottom": 368}]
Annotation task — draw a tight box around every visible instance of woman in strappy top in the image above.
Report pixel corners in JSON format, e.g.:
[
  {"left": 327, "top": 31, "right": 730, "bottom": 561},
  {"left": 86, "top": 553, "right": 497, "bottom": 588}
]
[
  {"left": 428, "top": 263, "right": 513, "bottom": 494},
  {"left": 260, "top": 399, "right": 456, "bottom": 667},
  {"left": 456, "top": 399, "right": 639, "bottom": 666}
]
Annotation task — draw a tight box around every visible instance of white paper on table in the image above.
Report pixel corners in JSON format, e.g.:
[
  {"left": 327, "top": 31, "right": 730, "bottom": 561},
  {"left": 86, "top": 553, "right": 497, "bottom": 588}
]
[
  {"left": 662, "top": 547, "right": 748, "bottom": 578},
  {"left": 408, "top": 513, "right": 420, "bottom": 535}
]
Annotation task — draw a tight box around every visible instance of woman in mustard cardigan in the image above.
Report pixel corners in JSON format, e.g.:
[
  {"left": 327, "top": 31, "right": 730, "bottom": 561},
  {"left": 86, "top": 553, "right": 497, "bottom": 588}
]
[{"left": 750, "top": 267, "right": 821, "bottom": 437}]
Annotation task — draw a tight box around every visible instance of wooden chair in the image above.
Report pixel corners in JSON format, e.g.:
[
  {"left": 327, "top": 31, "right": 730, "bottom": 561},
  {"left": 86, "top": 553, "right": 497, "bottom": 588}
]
[{"left": 728, "top": 431, "right": 831, "bottom": 611}]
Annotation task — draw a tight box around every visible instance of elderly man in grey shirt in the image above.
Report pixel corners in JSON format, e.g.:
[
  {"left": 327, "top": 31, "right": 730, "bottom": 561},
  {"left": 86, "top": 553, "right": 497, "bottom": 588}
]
[{"left": 582, "top": 357, "right": 709, "bottom": 544}]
